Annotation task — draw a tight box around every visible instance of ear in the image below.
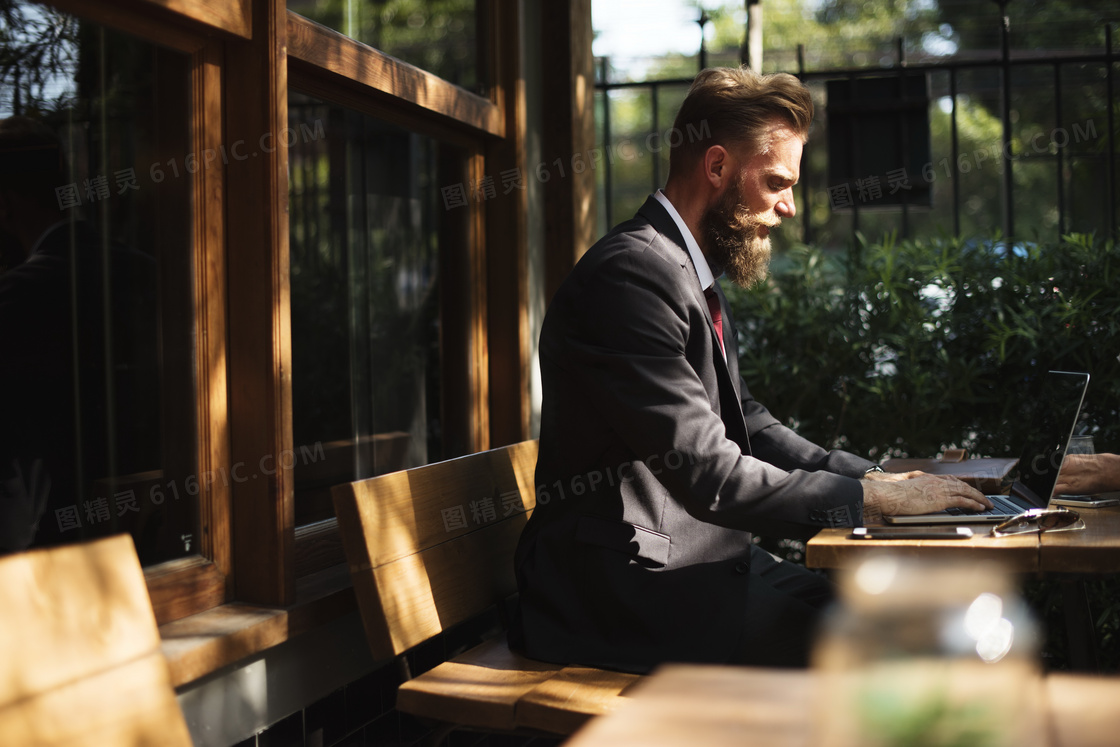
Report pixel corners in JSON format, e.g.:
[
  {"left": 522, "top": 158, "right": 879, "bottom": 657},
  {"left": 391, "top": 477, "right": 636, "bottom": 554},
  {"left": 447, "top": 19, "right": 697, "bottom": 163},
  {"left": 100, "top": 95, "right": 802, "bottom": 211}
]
[{"left": 702, "top": 145, "right": 729, "bottom": 190}]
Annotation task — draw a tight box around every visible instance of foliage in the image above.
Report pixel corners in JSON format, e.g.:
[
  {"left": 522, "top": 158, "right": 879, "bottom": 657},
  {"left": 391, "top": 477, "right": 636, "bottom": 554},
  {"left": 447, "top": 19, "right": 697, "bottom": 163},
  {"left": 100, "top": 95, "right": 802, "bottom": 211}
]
[
  {"left": 0, "top": 0, "right": 80, "bottom": 117},
  {"left": 726, "top": 232, "right": 1120, "bottom": 671},
  {"left": 288, "top": 0, "right": 479, "bottom": 91},
  {"left": 726, "top": 233, "right": 1120, "bottom": 461}
]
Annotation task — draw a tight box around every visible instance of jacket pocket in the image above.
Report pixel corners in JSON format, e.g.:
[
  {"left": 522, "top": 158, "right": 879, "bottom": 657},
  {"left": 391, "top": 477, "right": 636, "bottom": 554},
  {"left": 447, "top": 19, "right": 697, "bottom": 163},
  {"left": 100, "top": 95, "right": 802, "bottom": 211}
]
[{"left": 575, "top": 514, "right": 671, "bottom": 567}]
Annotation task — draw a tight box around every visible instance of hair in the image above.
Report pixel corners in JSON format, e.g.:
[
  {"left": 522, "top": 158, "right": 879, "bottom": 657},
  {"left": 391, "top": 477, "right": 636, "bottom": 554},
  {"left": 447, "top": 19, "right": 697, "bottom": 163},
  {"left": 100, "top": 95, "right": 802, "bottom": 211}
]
[{"left": 667, "top": 66, "right": 813, "bottom": 177}]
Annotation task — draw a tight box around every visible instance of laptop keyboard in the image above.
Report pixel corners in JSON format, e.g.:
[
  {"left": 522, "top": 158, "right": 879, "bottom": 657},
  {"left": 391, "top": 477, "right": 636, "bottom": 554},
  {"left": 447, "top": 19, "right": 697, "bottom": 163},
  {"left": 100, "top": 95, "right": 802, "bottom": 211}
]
[{"left": 944, "top": 494, "right": 1024, "bottom": 516}]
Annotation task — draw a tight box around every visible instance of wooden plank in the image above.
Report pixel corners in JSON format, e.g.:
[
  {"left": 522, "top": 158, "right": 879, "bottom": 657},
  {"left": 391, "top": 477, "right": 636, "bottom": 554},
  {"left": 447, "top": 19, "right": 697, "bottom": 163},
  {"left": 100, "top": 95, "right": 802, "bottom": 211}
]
[
  {"left": 333, "top": 442, "right": 538, "bottom": 657},
  {"left": 541, "top": 0, "right": 597, "bottom": 304},
  {"left": 294, "top": 518, "right": 346, "bottom": 578},
  {"left": 1039, "top": 505, "right": 1120, "bottom": 574},
  {"left": 485, "top": 0, "right": 532, "bottom": 446},
  {"left": 335, "top": 442, "right": 536, "bottom": 571},
  {"left": 226, "top": 0, "right": 295, "bottom": 607},
  {"left": 396, "top": 638, "right": 563, "bottom": 732},
  {"left": 517, "top": 666, "right": 642, "bottom": 734},
  {"left": 0, "top": 652, "right": 192, "bottom": 747},
  {"left": 350, "top": 510, "right": 530, "bottom": 659},
  {"left": 564, "top": 665, "right": 812, "bottom": 747},
  {"left": 43, "top": 0, "right": 212, "bottom": 53},
  {"left": 139, "top": 0, "right": 252, "bottom": 38},
  {"left": 806, "top": 527, "right": 1041, "bottom": 572},
  {"left": 145, "top": 557, "right": 227, "bottom": 626},
  {"left": 0, "top": 535, "right": 192, "bottom": 746},
  {"left": 161, "top": 565, "right": 355, "bottom": 688},
  {"left": 1046, "top": 673, "right": 1120, "bottom": 747},
  {"left": 190, "top": 37, "right": 233, "bottom": 608},
  {"left": 286, "top": 12, "right": 503, "bottom": 139}
]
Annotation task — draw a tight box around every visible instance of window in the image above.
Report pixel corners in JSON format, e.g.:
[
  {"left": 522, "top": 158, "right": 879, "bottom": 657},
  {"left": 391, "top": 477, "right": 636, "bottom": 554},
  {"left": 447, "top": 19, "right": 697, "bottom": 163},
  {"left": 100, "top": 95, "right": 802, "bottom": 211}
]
[
  {"left": 0, "top": 3, "right": 201, "bottom": 565},
  {"left": 289, "top": 93, "right": 471, "bottom": 525}
]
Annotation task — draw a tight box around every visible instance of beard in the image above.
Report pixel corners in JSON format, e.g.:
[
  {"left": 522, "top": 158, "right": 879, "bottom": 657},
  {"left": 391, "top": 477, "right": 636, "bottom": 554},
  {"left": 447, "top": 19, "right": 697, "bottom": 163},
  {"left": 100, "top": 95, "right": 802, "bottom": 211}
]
[{"left": 700, "top": 178, "right": 776, "bottom": 288}]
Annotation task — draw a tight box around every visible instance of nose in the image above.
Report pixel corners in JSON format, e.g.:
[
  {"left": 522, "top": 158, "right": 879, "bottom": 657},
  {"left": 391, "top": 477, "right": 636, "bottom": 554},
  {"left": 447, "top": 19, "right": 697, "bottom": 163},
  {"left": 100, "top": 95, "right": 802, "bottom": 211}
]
[{"left": 775, "top": 188, "right": 796, "bottom": 218}]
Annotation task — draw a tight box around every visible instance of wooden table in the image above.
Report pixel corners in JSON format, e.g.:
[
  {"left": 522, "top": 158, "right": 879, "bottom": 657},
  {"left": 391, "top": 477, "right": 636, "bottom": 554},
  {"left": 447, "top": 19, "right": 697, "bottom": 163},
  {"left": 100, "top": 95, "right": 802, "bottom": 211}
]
[
  {"left": 1040, "top": 505, "right": 1120, "bottom": 573},
  {"left": 805, "top": 505, "right": 1120, "bottom": 672},
  {"left": 806, "top": 505, "right": 1120, "bottom": 573},
  {"left": 563, "top": 664, "right": 1120, "bottom": 747}
]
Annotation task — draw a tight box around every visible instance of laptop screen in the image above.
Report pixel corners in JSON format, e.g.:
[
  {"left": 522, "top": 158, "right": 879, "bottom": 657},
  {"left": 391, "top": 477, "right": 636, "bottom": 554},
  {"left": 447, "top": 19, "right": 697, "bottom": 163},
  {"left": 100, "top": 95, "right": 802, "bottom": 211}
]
[{"left": 1011, "top": 370, "right": 1090, "bottom": 507}]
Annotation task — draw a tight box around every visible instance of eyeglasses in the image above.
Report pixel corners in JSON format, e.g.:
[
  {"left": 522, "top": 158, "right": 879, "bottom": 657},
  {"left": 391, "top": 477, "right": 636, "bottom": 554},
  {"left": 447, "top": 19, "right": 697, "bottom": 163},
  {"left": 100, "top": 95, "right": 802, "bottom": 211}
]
[{"left": 990, "top": 507, "right": 1085, "bottom": 538}]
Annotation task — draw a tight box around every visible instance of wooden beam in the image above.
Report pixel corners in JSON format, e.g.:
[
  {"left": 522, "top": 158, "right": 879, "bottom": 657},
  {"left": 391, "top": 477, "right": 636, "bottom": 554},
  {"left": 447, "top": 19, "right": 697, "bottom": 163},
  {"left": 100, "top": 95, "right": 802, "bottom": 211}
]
[
  {"left": 485, "top": 0, "right": 532, "bottom": 445},
  {"left": 541, "top": 0, "right": 597, "bottom": 304},
  {"left": 192, "top": 37, "right": 233, "bottom": 609},
  {"left": 226, "top": 0, "right": 295, "bottom": 606},
  {"left": 46, "top": 0, "right": 251, "bottom": 41},
  {"left": 286, "top": 12, "right": 504, "bottom": 140}
]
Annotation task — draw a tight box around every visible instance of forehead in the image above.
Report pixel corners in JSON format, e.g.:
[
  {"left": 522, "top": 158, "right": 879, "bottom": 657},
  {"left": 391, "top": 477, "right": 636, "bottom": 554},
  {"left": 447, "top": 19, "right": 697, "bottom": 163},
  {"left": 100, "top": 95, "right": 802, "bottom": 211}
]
[{"left": 746, "top": 127, "right": 802, "bottom": 178}]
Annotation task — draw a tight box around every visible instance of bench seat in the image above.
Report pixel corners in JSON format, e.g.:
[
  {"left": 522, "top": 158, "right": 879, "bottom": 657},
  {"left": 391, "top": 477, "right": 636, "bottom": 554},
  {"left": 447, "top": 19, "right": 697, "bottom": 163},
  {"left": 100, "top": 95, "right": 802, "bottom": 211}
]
[{"left": 332, "top": 440, "right": 642, "bottom": 738}]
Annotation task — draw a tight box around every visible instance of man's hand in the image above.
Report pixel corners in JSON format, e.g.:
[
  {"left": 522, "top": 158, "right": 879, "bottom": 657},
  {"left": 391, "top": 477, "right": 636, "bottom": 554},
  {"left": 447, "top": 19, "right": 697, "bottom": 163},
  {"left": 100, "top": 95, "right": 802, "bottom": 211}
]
[
  {"left": 861, "top": 473, "right": 991, "bottom": 524},
  {"left": 863, "top": 469, "right": 925, "bottom": 483},
  {"left": 1054, "top": 453, "right": 1120, "bottom": 496}
]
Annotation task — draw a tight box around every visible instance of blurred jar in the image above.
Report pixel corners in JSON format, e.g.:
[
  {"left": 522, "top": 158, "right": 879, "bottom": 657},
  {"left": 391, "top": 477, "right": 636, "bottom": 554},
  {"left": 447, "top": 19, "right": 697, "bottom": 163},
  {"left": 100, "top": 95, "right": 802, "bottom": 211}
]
[{"left": 812, "top": 555, "right": 1042, "bottom": 747}]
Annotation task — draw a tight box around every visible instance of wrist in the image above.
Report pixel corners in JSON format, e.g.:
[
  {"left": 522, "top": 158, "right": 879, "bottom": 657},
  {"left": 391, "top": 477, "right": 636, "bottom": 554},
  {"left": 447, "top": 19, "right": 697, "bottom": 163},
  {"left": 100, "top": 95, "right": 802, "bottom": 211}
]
[{"left": 860, "top": 480, "right": 884, "bottom": 524}]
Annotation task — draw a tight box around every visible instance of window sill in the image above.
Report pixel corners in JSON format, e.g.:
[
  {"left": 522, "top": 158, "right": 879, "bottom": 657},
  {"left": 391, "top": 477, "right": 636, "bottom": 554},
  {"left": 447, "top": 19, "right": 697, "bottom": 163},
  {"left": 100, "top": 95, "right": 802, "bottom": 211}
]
[{"left": 160, "top": 563, "right": 356, "bottom": 688}]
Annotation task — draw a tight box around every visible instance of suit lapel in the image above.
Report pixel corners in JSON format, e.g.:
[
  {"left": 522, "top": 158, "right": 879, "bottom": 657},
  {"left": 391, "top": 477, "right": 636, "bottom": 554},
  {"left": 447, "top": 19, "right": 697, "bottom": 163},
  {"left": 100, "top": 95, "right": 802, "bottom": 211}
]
[{"left": 638, "top": 196, "right": 750, "bottom": 449}]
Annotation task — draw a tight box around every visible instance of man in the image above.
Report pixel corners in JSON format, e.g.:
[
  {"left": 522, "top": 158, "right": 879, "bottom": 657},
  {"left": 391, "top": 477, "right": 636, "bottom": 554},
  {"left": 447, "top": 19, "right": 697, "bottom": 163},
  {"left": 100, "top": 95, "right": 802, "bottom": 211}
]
[{"left": 511, "top": 67, "right": 990, "bottom": 672}]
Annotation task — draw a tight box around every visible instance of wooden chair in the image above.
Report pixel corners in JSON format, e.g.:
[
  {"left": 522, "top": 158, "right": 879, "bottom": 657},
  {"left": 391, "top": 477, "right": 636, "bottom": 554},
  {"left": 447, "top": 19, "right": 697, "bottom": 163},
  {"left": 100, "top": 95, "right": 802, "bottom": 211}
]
[
  {"left": 0, "top": 534, "right": 192, "bottom": 747},
  {"left": 332, "top": 440, "right": 641, "bottom": 739}
]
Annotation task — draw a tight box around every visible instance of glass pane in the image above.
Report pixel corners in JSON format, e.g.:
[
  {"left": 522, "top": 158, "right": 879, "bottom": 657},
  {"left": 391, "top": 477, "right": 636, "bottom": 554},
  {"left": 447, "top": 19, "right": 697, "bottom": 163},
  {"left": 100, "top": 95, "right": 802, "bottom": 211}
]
[
  {"left": 0, "top": 3, "right": 198, "bottom": 564},
  {"left": 289, "top": 92, "right": 464, "bottom": 526},
  {"left": 288, "top": 0, "right": 484, "bottom": 95}
]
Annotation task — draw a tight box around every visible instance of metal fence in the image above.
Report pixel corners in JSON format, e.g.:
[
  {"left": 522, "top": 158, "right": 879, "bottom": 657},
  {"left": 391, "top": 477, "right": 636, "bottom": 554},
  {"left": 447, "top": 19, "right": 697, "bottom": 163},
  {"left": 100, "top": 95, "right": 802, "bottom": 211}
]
[{"left": 594, "top": 25, "right": 1119, "bottom": 249}]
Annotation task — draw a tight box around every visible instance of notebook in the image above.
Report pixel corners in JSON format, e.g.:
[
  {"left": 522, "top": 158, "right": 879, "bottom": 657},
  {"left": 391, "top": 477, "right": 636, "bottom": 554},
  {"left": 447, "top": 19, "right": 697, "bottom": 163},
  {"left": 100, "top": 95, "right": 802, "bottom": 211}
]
[{"left": 884, "top": 370, "right": 1090, "bottom": 525}]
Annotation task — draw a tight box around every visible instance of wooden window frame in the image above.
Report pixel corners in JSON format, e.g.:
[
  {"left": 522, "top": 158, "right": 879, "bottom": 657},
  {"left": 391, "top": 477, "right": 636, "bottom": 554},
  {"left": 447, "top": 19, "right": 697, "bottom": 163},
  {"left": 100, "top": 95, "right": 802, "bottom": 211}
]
[
  {"left": 33, "top": 0, "right": 535, "bottom": 646},
  {"left": 282, "top": 4, "right": 531, "bottom": 578},
  {"left": 42, "top": 0, "right": 234, "bottom": 625}
]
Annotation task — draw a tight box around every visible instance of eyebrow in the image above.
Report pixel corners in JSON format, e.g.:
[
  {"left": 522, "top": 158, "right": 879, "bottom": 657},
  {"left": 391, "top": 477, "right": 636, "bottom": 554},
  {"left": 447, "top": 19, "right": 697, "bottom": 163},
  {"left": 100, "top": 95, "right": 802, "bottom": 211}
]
[{"left": 767, "top": 167, "right": 798, "bottom": 185}]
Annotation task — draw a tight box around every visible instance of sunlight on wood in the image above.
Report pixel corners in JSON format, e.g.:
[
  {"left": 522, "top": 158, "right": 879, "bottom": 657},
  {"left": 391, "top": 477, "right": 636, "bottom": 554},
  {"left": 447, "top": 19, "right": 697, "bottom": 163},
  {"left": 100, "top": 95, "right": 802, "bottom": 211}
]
[{"left": 0, "top": 535, "right": 192, "bottom": 746}]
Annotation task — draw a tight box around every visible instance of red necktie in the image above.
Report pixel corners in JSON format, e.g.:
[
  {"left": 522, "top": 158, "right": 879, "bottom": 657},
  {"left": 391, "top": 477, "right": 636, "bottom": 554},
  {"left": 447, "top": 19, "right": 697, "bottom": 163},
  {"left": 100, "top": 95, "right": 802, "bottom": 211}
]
[{"left": 705, "top": 287, "right": 725, "bottom": 358}]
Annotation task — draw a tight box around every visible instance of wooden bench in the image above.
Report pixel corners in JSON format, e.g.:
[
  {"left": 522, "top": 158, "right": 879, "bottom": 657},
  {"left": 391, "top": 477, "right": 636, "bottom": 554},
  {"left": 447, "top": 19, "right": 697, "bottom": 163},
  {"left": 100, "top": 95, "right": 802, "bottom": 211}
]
[
  {"left": 0, "top": 534, "right": 193, "bottom": 746},
  {"left": 332, "top": 439, "right": 642, "bottom": 738}
]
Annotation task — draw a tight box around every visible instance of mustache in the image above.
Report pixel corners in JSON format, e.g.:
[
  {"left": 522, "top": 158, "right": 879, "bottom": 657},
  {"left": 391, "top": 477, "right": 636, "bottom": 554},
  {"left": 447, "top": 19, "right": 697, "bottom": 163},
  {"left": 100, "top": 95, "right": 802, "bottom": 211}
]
[{"left": 727, "top": 205, "right": 780, "bottom": 232}]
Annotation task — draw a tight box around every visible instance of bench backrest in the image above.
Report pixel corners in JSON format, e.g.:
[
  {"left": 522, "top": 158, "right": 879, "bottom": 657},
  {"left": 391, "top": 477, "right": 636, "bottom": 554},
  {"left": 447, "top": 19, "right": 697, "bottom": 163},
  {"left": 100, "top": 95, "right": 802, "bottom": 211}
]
[
  {"left": 332, "top": 440, "right": 539, "bottom": 661},
  {"left": 0, "top": 534, "right": 193, "bottom": 746}
]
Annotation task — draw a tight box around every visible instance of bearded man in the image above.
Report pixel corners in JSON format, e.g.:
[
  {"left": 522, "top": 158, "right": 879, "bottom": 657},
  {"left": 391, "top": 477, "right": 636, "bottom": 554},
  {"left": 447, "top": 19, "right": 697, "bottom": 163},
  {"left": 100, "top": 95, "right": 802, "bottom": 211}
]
[{"left": 510, "top": 67, "right": 989, "bottom": 672}]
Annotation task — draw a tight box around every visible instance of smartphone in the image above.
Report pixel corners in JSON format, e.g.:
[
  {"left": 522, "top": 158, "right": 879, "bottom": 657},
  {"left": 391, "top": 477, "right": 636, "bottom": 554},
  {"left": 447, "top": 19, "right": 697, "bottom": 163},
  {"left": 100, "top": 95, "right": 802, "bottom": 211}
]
[
  {"left": 1050, "top": 494, "right": 1120, "bottom": 508},
  {"left": 849, "top": 526, "right": 974, "bottom": 540}
]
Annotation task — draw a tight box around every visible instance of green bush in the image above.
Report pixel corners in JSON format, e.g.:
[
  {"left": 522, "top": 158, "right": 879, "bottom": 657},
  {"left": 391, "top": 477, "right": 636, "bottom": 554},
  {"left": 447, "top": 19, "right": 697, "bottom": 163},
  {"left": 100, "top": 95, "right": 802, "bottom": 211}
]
[
  {"left": 725, "top": 232, "right": 1120, "bottom": 672},
  {"left": 726, "top": 232, "right": 1120, "bottom": 460}
]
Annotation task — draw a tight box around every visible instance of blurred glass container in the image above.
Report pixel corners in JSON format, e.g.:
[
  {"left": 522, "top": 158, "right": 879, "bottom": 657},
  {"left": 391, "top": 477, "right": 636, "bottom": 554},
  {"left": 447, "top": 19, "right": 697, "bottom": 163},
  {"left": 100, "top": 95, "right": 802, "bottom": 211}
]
[
  {"left": 1067, "top": 435, "right": 1095, "bottom": 455},
  {"left": 812, "top": 556, "right": 1042, "bottom": 747}
]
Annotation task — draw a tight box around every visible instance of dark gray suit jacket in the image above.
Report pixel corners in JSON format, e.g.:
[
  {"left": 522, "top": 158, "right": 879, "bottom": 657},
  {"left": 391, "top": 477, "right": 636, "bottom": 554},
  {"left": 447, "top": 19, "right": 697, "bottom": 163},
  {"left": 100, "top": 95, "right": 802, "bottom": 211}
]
[{"left": 512, "top": 196, "right": 873, "bottom": 672}]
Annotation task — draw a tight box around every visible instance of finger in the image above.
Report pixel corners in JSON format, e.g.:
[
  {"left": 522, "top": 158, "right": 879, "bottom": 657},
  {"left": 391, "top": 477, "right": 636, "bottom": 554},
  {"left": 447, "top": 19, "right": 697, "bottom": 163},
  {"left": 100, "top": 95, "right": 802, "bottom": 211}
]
[{"left": 966, "top": 487, "right": 993, "bottom": 509}]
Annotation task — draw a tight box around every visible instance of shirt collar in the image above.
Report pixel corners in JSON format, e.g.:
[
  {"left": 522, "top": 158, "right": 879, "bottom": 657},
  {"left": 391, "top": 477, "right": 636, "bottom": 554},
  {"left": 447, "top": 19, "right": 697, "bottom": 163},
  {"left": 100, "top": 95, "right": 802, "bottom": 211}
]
[{"left": 653, "top": 189, "right": 716, "bottom": 292}]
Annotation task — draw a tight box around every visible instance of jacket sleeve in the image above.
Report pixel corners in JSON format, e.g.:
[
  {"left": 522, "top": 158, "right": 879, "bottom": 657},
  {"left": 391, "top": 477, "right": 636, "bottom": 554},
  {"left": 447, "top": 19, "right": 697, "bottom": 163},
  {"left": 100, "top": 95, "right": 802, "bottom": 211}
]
[
  {"left": 547, "top": 242, "right": 866, "bottom": 537},
  {"left": 739, "top": 378, "right": 876, "bottom": 478}
]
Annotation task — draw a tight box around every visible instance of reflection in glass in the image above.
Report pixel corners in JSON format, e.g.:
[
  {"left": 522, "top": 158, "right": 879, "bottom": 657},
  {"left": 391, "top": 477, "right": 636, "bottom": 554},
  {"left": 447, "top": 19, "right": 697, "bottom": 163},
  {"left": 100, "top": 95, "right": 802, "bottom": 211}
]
[
  {"left": 287, "top": 0, "right": 483, "bottom": 94},
  {"left": 289, "top": 93, "right": 461, "bottom": 525},
  {"left": 0, "top": 3, "right": 198, "bottom": 564}
]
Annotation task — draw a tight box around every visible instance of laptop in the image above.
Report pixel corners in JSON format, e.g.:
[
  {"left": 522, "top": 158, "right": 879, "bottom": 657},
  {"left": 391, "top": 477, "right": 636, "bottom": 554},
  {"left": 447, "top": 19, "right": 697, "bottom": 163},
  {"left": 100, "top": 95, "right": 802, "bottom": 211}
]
[{"left": 885, "top": 370, "right": 1090, "bottom": 525}]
